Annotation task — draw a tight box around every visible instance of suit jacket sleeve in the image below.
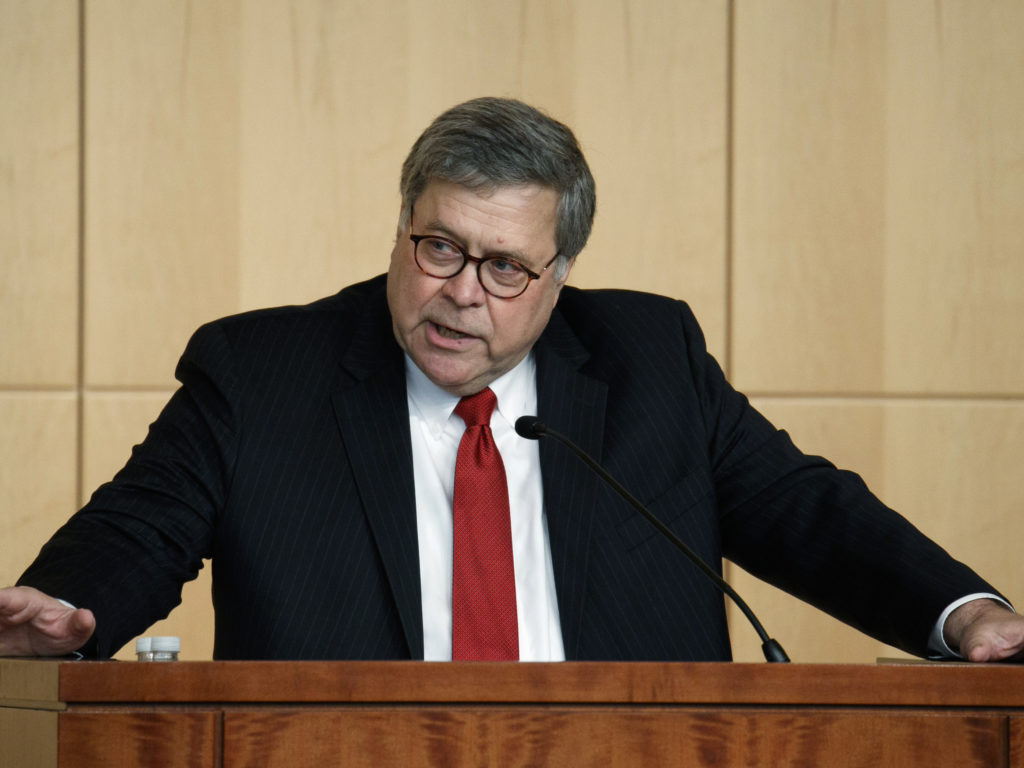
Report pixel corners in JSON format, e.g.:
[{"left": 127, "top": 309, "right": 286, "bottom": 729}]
[
  {"left": 18, "top": 320, "right": 238, "bottom": 657},
  {"left": 674, "top": 298, "right": 1000, "bottom": 653}
]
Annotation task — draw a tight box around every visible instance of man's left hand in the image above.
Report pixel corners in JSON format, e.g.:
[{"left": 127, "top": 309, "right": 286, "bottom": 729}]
[{"left": 946, "top": 599, "right": 1024, "bottom": 662}]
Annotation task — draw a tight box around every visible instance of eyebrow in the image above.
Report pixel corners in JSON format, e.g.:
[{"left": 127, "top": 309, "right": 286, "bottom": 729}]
[{"left": 420, "top": 218, "right": 532, "bottom": 267}]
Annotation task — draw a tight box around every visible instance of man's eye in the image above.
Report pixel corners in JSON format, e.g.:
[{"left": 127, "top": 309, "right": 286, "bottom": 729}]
[
  {"left": 427, "top": 238, "right": 459, "bottom": 256},
  {"left": 489, "top": 258, "right": 522, "bottom": 274}
]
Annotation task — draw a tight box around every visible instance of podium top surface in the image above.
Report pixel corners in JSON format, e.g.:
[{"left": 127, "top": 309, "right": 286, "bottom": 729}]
[{"left": 2, "top": 660, "right": 1023, "bottom": 709}]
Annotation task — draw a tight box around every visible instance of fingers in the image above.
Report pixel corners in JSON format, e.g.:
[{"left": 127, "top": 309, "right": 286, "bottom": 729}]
[
  {"left": 0, "top": 585, "right": 42, "bottom": 623},
  {"left": 0, "top": 586, "right": 95, "bottom": 657},
  {"left": 68, "top": 608, "right": 97, "bottom": 642},
  {"left": 31, "top": 607, "right": 95, "bottom": 656}
]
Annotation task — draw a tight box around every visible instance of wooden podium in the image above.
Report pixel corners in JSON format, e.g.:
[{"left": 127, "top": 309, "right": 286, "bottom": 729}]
[{"left": 3, "top": 659, "right": 1024, "bottom": 767}]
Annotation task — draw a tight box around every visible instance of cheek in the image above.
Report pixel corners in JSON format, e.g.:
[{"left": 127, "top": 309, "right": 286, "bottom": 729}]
[
  {"left": 391, "top": 270, "right": 433, "bottom": 326},
  {"left": 490, "top": 298, "right": 551, "bottom": 353}
]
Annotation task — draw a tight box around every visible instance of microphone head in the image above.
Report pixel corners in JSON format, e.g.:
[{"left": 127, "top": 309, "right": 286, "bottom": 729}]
[{"left": 514, "top": 415, "right": 546, "bottom": 439}]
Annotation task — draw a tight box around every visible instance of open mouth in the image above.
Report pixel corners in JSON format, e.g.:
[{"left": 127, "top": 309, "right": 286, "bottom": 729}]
[{"left": 433, "top": 322, "right": 472, "bottom": 340}]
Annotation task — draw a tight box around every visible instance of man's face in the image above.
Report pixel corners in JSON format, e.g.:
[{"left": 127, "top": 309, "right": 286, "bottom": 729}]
[{"left": 387, "top": 180, "right": 571, "bottom": 397}]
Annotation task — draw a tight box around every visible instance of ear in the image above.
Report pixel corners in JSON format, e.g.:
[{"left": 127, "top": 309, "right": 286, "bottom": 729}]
[
  {"left": 553, "top": 255, "right": 576, "bottom": 289},
  {"left": 395, "top": 200, "right": 412, "bottom": 239}
]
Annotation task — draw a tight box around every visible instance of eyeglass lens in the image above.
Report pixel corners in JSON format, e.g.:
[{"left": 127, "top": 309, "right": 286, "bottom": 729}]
[{"left": 414, "top": 236, "right": 531, "bottom": 297}]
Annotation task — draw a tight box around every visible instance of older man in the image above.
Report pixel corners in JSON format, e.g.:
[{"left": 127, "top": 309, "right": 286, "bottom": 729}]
[{"left": 2, "top": 97, "right": 1021, "bottom": 662}]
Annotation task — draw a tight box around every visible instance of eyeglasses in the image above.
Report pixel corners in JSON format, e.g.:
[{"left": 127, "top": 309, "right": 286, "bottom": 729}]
[{"left": 409, "top": 233, "right": 559, "bottom": 299}]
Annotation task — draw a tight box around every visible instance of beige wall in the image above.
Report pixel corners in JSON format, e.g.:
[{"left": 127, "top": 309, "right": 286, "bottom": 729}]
[{"left": 2, "top": 0, "right": 1021, "bottom": 663}]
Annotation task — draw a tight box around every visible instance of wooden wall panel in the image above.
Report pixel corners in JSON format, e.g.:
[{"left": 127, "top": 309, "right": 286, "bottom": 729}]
[
  {"left": 881, "top": 1, "right": 1024, "bottom": 394},
  {"left": 880, "top": 403, "right": 1024, "bottom": 595},
  {"left": 728, "top": 0, "right": 1024, "bottom": 662},
  {"left": 731, "top": 0, "right": 1024, "bottom": 394},
  {"left": 81, "top": 0, "right": 727, "bottom": 387},
  {"left": 237, "top": 1, "right": 412, "bottom": 312},
  {"left": 83, "top": 0, "right": 242, "bottom": 387},
  {"left": 728, "top": 399, "right": 1024, "bottom": 663},
  {"left": 237, "top": 0, "right": 729, "bottom": 353},
  {"left": 731, "top": 0, "right": 888, "bottom": 392},
  {"left": 569, "top": 0, "right": 728, "bottom": 356},
  {"left": 80, "top": 393, "right": 168, "bottom": 501},
  {"left": 0, "top": 0, "right": 78, "bottom": 386},
  {"left": 0, "top": 396, "right": 78, "bottom": 589}
]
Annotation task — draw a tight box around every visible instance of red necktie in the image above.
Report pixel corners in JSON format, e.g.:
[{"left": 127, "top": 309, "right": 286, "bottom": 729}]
[{"left": 451, "top": 388, "right": 519, "bottom": 660}]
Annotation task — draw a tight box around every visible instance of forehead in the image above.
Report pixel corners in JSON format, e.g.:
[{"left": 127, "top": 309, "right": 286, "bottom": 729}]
[{"left": 413, "top": 181, "right": 558, "bottom": 248}]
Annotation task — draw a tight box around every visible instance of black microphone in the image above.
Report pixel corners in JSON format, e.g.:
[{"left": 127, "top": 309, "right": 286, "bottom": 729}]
[{"left": 515, "top": 415, "right": 790, "bottom": 663}]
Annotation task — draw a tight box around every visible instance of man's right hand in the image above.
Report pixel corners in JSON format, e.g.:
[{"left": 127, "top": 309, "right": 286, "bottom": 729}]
[{"left": 0, "top": 586, "right": 95, "bottom": 656}]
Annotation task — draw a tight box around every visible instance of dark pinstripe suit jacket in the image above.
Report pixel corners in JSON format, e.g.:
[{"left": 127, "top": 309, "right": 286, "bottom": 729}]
[{"left": 20, "top": 274, "right": 996, "bottom": 659}]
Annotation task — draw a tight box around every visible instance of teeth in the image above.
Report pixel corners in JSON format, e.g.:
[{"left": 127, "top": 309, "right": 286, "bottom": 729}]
[{"left": 436, "top": 324, "right": 465, "bottom": 339}]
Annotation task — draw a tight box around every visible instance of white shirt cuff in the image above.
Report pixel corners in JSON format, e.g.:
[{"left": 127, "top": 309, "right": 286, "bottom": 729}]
[{"left": 927, "top": 593, "right": 1014, "bottom": 659}]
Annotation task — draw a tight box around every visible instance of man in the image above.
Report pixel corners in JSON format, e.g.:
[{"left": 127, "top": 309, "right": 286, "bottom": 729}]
[{"left": 2, "top": 97, "right": 1022, "bottom": 662}]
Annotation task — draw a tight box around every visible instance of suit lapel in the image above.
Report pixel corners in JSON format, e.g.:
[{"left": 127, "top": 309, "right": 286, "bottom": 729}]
[
  {"left": 534, "top": 308, "right": 608, "bottom": 660},
  {"left": 331, "top": 291, "right": 424, "bottom": 659}
]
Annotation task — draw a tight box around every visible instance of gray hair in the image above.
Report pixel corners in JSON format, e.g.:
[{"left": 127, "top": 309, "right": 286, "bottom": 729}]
[{"left": 399, "top": 97, "right": 596, "bottom": 272}]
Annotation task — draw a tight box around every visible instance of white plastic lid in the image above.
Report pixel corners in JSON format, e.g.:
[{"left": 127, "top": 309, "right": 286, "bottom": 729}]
[
  {"left": 151, "top": 636, "right": 180, "bottom": 652},
  {"left": 135, "top": 637, "right": 152, "bottom": 653}
]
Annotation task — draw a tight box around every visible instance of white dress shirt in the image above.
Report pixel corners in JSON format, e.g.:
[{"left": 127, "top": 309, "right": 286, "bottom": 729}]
[{"left": 406, "top": 352, "right": 565, "bottom": 661}]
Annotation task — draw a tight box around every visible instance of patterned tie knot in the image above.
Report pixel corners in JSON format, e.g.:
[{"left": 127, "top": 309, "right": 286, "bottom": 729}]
[{"left": 455, "top": 388, "right": 497, "bottom": 428}]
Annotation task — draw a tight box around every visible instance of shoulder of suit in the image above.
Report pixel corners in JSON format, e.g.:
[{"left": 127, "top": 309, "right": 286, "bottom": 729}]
[
  {"left": 199, "top": 274, "right": 388, "bottom": 334},
  {"left": 556, "top": 284, "right": 699, "bottom": 328},
  {"left": 541, "top": 285, "right": 709, "bottom": 377},
  {"left": 179, "top": 274, "right": 389, "bottom": 369}
]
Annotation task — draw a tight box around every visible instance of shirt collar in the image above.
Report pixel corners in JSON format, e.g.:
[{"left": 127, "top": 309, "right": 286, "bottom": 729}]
[{"left": 405, "top": 353, "right": 537, "bottom": 437}]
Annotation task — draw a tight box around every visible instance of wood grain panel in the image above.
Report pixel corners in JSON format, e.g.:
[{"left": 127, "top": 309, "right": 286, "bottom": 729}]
[
  {"left": 881, "top": 1, "right": 1024, "bottom": 394},
  {"left": 0, "top": 0, "right": 79, "bottom": 386},
  {"left": 1, "top": 709, "right": 57, "bottom": 768},
  {"left": 728, "top": 399, "right": 1024, "bottom": 663},
  {"left": 0, "top": 395, "right": 78, "bottom": 589},
  {"left": 1010, "top": 716, "right": 1024, "bottom": 768},
  {"left": 732, "top": 0, "right": 886, "bottom": 392},
  {"left": 224, "top": 707, "right": 1005, "bottom": 768},
  {"left": 47, "top": 660, "right": 1024, "bottom": 708},
  {"left": 84, "top": 0, "right": 241, "bottom": 387},
  {"left": 546, "top": 1, "right": 730, "bottom": 357},
  {"left": 82, "top": 393, "right": 214, "bottom": 660},
  {"left": 84, "top": 0, "right": 728, "bottom": 388},
  {"left": 238, "top": 0, "right": 729, "bottom": 353},
  {"left": 731, "top": 0, "right": 1024, "bottom": 394},
  {"left": 58, "top": 712, "right": 217, "bottom": 768},
  {"left": 0, "top": 658, "right": 60, "bottom": 708},
  {"left": 80, "top": 392, "right": 170, "bottom": 499},
  {"left": 237, "top": 0, "right": 414, "bottom": 311}
]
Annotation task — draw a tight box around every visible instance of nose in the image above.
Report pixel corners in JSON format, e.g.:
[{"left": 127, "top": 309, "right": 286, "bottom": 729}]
[{"left": 442, "top": 261, "right": 487, "bottom": 306}]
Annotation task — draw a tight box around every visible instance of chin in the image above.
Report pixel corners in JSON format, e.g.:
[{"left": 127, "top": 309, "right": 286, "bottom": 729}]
[
  {"left": 434, "top": 376, "right": 480, "bottom": 397},
  {"left": 418, "top": 363, "right": 477, "bottom": 395}
]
